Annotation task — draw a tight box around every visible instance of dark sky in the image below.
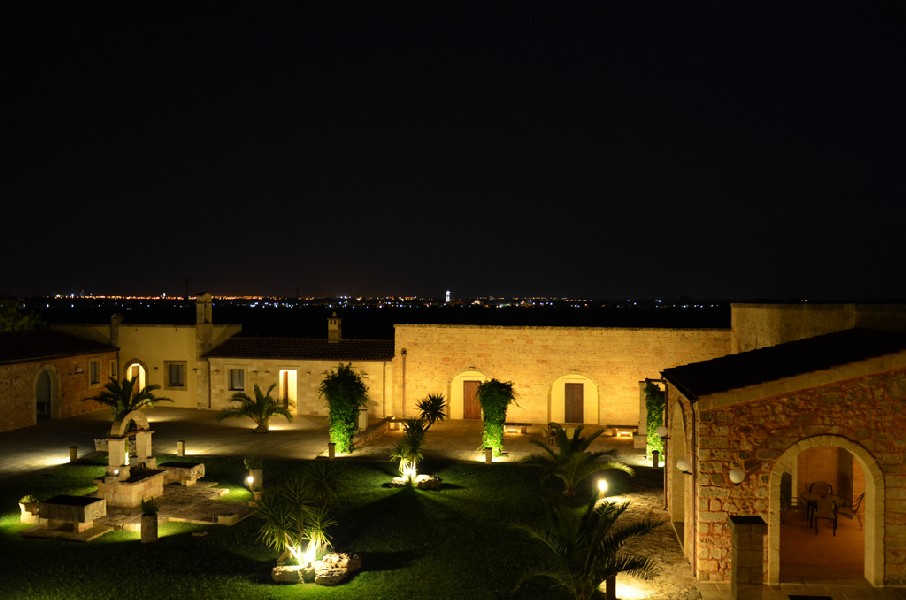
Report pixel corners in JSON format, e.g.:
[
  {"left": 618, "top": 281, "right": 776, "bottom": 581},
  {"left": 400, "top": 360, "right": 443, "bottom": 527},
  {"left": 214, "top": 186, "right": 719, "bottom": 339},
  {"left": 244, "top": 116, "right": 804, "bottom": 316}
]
[{"left": 2, "top": 3, "right": 904, "bottom": 301}]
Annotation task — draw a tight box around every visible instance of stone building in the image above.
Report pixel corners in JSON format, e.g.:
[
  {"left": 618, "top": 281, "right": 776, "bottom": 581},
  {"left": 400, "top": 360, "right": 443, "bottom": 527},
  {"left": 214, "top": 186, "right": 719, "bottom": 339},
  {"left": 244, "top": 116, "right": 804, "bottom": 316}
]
[
  {"left": 0, "top": 330, "right": 117, "bottom": 432},
  {"left": 662, "top": 325, "right": 906, "bottom": 587}
]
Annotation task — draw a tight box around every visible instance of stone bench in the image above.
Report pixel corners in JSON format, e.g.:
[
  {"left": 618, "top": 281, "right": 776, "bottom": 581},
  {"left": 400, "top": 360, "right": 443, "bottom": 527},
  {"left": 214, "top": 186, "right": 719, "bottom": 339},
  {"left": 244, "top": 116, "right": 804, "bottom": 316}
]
[
  {"left": 504, "top": 422, "right": 532, "bottom": 434},
  {"left": 38, "top": 495, "right": 107, "bottom": 532},
  {"left": 605, "top": 424, "right": 638, "bottom": 437}
]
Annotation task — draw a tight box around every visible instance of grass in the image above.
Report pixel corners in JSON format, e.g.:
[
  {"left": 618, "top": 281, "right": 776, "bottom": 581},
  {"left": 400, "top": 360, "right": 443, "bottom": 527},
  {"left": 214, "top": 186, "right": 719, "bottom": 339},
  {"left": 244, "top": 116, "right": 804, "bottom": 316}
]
[{"left": 0, "top": 453, "right": 650, "bottom": 600}]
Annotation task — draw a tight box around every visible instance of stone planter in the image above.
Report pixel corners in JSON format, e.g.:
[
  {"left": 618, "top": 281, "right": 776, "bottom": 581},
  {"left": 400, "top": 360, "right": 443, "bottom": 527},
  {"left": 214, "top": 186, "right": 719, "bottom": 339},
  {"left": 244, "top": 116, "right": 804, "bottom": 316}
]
[
  {"left": 18, "top": 502, "right": 39, "bottom": 524},
  {"left": 141, "top": 513, "right": 158, "bottom": 543}
]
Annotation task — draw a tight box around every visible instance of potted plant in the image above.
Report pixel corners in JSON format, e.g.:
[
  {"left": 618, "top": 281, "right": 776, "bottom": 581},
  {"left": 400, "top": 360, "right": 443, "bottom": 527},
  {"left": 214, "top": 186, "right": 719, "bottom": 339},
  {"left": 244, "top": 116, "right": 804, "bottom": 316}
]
[{"left": 140, "top": 498, "right": 159, "bottom": 543}]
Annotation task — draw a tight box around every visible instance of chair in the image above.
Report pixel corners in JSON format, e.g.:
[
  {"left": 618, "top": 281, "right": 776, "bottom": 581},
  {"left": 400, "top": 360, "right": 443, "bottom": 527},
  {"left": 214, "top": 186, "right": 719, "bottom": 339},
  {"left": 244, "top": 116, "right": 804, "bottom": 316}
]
[
  {"left": 809, "top": 481, "right": 833, "bottom": 495},
  {"left": 780, "top": 491, "right": 801, "bottom": 523},
  {"left": 813, "top": 498, "right": 838, "bottom": 535},
  {"left": 542, "top": 422, "right": 561, "bottom": 445},
  {"left": 839, "top": 492, "right": 864, "bottom": 531}
]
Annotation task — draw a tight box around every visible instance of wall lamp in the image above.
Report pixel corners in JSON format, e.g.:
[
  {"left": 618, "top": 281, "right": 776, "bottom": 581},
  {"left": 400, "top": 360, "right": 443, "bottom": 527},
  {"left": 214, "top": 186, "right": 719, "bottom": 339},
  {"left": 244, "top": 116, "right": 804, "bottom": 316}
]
[
  {"left": 729, "top": 468, "right": 746, "bottom": 485},
  {"left": 656, "top": 425, "right": 668, "bottom": 439},
  {"left": 676, "top": 457, "right": 692, "bottom": 474}
]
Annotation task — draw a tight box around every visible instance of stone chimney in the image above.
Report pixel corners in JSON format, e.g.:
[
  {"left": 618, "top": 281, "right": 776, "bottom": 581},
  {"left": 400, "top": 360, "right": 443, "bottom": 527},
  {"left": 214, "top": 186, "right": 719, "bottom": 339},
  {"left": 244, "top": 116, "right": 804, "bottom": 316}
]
[
  {"left": 109, "top": 313, "right": 123, "bottom": 347},
  {"left": 196, "top": 293, "right": 213, "bottom": 325},
  {"left": 328, "top": 312, "right": 342, "bottom": 343}
]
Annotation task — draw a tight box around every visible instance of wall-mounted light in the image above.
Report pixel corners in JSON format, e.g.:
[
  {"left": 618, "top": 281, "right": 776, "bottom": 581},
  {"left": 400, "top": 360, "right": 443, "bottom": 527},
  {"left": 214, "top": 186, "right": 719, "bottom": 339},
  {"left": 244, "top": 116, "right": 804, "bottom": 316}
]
[
  {"left": 656, "top": 425, "right": 668, "bottom": 439},
  {"left": 73, "top": 365, "right": 84, "bottom": 374},
  {"left": 676, "top": 457, "right": 692, "bottom": 474},
  {"left": 729, "top": 468, "right": 746, "bottom": 485}
]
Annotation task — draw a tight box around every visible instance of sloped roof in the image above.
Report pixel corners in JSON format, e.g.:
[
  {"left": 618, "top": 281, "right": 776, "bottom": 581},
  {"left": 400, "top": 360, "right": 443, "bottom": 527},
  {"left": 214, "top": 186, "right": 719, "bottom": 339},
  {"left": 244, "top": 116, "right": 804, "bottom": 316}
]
[
  {"left": 0, "top": 330, "right": 118, "bottom": 364},
  {"left": 662, "top": 327, "right": 906, "bottom": 401},
  {"left": 203, "top": 337, "right": 395, "bottom": 362}
]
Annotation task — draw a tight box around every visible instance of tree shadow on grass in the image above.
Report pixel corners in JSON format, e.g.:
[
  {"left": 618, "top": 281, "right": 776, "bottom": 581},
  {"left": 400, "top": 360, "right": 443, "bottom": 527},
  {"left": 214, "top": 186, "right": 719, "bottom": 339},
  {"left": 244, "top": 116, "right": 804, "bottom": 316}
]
[{"left": 353, "top": 550, "right": 419, "bottom": 571}]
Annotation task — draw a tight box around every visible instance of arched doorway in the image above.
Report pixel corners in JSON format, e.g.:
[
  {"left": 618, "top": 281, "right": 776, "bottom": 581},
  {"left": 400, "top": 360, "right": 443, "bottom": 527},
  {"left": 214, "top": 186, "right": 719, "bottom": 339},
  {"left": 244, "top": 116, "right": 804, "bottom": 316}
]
[
  {"left": 549, "top": 374, "right": 600, "bottom": 425},
  {"left": 665, "top": 399, "right": 692, "bottom": 563},
  {"left": 123, "top": 360, "right": 147, "bottom": 390},
  {"left": 768, "top": 435, "right": 884, "bottom": 585},
  {"left": 450, "top": 370, "right": 487, "bottom": 420},
  {"left": 35, "top": 368, "right": 55, "bottom": 421}
]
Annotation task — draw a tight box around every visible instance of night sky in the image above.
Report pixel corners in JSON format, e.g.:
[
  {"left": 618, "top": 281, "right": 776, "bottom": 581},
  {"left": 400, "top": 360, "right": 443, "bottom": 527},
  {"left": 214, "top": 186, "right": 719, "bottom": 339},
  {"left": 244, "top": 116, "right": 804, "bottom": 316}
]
[{"left": 2, "top": 4, "right": 904, "bottom": 301}]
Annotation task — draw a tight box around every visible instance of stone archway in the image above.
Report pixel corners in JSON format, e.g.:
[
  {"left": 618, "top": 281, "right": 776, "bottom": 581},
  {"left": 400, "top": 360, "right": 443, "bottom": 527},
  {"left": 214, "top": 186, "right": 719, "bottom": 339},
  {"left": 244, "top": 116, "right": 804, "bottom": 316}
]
[
  {"left": 768, "top": 435, "right": 884, "bottom": 585},
  {"left": 549, "top": 374, "right": 600, "bottom": 425},
  {"left": 449, "top": 370, "right": 487, "bottom": 420},
  {"left": 122, "top": 359, "right": 148, "bottom": 390},
  {"left": 33, "top": 366, "right": 59, "bottom": 421}
]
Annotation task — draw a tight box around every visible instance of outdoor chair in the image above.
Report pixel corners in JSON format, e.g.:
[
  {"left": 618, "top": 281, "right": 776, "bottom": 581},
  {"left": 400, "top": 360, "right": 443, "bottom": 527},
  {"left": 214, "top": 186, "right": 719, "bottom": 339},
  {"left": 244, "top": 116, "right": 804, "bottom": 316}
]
[
  {"left": 542, "top": 422, "right": 561, "bottom": 445},
  {"left": 809, "top": 481, "right": 833, "bottom": 495},
  {"left": 780, "top": 491, "right": 802, "bottom": 523},
  {"left": 813, "top": 498, "right": 838, "bottom": 535},
  {"left": 839, "top": 492, "right": 864, "bottom": 531}
]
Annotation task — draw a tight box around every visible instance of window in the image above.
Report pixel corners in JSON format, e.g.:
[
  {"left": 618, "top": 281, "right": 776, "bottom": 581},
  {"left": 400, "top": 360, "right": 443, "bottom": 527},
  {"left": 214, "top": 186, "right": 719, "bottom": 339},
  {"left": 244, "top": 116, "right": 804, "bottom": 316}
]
[
  {"left": 165, "top": 361, "right": 187, "bottom": 389},
  {"left": 109, "top": 360, "right": 117, "bottom": 379},
  {"left": 228, "top": 368, "right": 245, "bottom": 391},
  {"left": 89, "top": 360, "right": 101, "bottom": 385}
]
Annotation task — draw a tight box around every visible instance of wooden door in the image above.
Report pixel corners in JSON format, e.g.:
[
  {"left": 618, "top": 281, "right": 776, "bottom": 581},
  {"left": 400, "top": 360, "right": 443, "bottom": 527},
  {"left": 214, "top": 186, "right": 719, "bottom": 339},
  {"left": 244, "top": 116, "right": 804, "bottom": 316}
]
[
  {"left": 463, "top": 380, "right": 481, "bottom": 420},
  {"left": 565, "top": 383, "right": 584, "bottom": 424}
]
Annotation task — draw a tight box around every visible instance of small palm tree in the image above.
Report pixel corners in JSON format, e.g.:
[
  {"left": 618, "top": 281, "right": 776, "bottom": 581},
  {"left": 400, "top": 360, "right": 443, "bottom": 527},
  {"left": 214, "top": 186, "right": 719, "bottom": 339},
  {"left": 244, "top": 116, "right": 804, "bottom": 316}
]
[
  {"left": 513, "top": 497, "right": 662, "bottom": 600},
  {"left": 390, "top": 417, "right": 427, "bottom": 480},
  {"left": 216, "top": 383, "right": 292, "bottom": 433},
  {"left": 525, "top": 425, "right": 633, "bottom": 496},
  {"left": 389, "top": 393, "right": 447, "bottom": 480},
  {"left": 255, "top": 474, "right": 338, "bottom": 565},
  {"left": 84, "top": 376, "right": 171, "bottom": 433}
]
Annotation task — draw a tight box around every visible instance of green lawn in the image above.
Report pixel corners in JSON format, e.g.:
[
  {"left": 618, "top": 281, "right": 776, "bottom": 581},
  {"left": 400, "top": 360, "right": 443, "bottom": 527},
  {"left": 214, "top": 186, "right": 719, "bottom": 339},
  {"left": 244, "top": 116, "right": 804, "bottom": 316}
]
[{"left": 0, "top": 454, "right": 644, "bottom": 600}]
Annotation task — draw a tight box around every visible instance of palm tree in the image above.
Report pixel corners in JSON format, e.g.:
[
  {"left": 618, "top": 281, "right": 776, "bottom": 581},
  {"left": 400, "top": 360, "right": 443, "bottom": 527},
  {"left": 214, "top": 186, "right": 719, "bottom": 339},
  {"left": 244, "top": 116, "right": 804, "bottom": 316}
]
[
  {"left": 255, "top": 474, "right": 338, "bottom": 565},
  {"left": 216, "top": 383, "right": 292, "bottom": 432},
  {"left": 525, "top": 425, "right": 633, "bottom": 496},
  {"left": 84, "top": 376, "right": 171, "bottom": 433},
  {"left": 389, "top": 393, "right": 447, "bottom": 480},
  {"left": 512, "top": 497, "right": 662, "bottom": 600}
]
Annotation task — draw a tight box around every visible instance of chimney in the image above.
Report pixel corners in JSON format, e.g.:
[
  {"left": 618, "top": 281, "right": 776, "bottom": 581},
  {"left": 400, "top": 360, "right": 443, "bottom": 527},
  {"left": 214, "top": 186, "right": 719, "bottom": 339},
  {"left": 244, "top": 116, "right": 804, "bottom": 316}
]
[
  {"left": 196, "top": 293, "right": 213, "bottom": 325},
  {"left": 328, "top": 312, "right": 342, "bottom": 343}
]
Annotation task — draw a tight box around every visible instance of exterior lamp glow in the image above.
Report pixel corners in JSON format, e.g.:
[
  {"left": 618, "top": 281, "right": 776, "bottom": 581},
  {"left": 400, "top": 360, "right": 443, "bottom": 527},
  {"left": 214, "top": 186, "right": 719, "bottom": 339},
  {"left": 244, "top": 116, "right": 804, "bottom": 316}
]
[
  {"left": 656, "top": 425, "right": 668, "bottom": 438},
  {"left": 597, "top": 478, "right": 608, "bottom": 496},
  {"left": 676, "top": 457, "right": 692, "bottom": 473},
  {"left": 728, "top": 468, "right": 746, "bottom": 484},
  {"left": 246, "top": 475, "right": 255, "bottom": 489}
]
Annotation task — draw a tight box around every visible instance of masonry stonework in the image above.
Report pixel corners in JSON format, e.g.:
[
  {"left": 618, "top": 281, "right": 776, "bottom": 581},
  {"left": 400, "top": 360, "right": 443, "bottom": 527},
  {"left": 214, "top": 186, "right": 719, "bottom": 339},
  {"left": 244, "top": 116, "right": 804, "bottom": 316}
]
[
  {"left": 689, "top": 367, "right": 906, "bottom": 584},
  {"left": 393, "top": 325, "right": 731, "bottom": 425}
]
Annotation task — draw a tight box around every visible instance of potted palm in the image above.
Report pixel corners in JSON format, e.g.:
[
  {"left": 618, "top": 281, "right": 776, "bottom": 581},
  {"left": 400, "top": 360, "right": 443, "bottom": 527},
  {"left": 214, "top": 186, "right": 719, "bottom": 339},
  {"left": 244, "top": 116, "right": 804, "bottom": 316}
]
[
  {"left": 84, "top": 376, "right": 172, "bottom": 439},
  {"left": 140, "top": 498, "right": 159, "bottom": 543}
]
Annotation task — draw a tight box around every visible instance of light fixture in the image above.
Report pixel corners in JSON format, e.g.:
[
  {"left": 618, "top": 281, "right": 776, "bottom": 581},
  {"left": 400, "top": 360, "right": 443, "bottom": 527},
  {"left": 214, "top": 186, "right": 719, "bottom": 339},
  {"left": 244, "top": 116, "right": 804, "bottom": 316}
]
[
  {"left": 597, "top": 478, "right": 608, "bottom": 496},
  {"left": 246, "top": 475, "right": 255, "bottom": 490},
  {"left": 676, "top": 457, "right": 692, "bottom": 473},
  {"left": 656, "top": 425, "right": 668, "bottom": 438},
  {"left": 729, "top": 468, "right": 746, "bottom": 484}
]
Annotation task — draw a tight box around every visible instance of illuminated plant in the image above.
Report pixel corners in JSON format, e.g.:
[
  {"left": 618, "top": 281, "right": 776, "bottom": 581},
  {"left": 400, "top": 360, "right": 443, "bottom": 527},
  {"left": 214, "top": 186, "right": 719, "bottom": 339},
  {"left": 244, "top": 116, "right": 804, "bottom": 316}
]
[
  {"left": 389, "top": 393, "right": 447, "bottom": 481},
  {"left": 643, "top": 381, "right": 665, "bottom": 461},
  {"left": 512, "top": 497, "right": 662, "bottom": 600},
  {"left": 476, "top": 379, "right": 518, "bottom": 456},
  {"left": 216, "top": 383, "right": 292, "bottom": 433},
  {"left": 83, "top": 376, "right": 171, "bottom": 433},
  {"left": 525, "top": 425, "right": 633, "bottom": 496},
  {"left": 255, "top": 473, "right": 338, "bottom": 566},
  {"left": 319, "top": 363, "right": 369, "bottom": 454}
]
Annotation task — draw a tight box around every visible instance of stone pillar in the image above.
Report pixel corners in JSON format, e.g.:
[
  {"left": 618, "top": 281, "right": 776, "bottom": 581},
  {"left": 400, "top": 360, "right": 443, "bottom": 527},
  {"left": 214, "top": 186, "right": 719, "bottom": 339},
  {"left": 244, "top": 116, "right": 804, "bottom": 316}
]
[
  {"left": 729, "top": 515, "right": 767, "bottom": 599},
  {"left": 328, "top": 443, "right": 336, "bottom": 459},
  {"left": 133, "top": 430, "right": 156, "bottom": 468},
  {"left": 69, "top": 446, "right": 78, "bottom": 463},
  {"left": 634, "top": 380, "right": 648, "bottom": 449},
  {"left": 484, "top": 447, "right": 493, "bottom": 463},
  {"left": 177, "top": 440, "right": 186, "bottom": 456}
]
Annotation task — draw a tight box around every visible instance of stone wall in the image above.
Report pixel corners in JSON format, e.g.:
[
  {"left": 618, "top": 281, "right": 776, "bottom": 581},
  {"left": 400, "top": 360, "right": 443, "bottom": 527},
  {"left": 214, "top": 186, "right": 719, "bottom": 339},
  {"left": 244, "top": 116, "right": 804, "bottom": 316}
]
[
  {"left": 731, "top": 303, "right": 906, "bottom": 353},
  {"left": 0, "top": 354, "right": 113, "bottom": 432},
  {"left": 689, "top": 366, "right": 906, "bottom": 584},
  {"left": 393, "top": 325, "right": 731, "bottom": 426},
  {"left": 207, "top": 358, "right": 392, "bottom": 417}
]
